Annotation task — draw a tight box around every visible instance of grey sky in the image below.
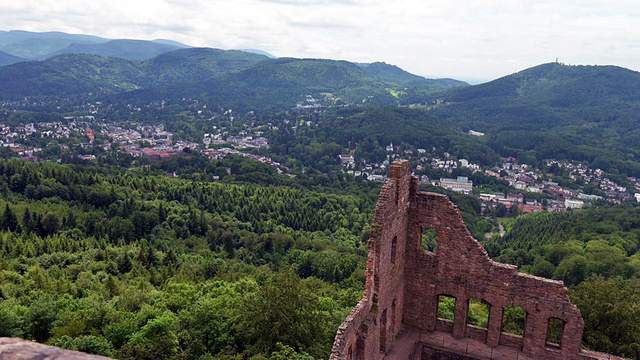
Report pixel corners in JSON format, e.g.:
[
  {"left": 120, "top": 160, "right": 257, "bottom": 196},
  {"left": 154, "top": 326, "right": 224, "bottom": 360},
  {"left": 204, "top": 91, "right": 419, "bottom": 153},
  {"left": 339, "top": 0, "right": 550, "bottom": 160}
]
[{"left": 1, "top": 0, "right": 638, "bottom": 82}]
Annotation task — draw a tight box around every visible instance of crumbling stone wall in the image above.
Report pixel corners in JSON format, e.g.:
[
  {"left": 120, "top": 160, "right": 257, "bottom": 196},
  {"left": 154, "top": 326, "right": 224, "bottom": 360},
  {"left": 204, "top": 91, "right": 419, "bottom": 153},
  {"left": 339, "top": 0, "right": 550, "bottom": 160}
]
[
  {"left": 330, "top": 160, "right": 412, "bottom": 360},
  {"left": 330, "top": 159, "right": 619, "bottom": 360}
]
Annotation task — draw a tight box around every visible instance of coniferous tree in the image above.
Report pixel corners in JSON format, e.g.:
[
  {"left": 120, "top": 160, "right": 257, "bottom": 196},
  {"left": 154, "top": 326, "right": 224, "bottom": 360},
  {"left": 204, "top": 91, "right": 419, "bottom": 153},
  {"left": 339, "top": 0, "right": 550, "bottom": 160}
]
[
  {"left": 1, "top": 204, "right": 19, "bottom": 232},
  {"left": 22, "top": 207, "right": 32, "bottom": 233}
]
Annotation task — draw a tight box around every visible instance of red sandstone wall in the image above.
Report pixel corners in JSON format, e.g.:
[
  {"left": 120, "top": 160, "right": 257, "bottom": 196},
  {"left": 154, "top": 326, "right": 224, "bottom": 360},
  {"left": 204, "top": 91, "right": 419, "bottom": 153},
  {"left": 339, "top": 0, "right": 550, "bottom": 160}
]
[
  {"left": 331, "top": 159, "right": 622, "bottom": 360},
  {"left": 403, "top": 191, "right": 584, "bottom": 360},
  {"left": 330, "top": 161, "right": 413, "bottom": 360}
]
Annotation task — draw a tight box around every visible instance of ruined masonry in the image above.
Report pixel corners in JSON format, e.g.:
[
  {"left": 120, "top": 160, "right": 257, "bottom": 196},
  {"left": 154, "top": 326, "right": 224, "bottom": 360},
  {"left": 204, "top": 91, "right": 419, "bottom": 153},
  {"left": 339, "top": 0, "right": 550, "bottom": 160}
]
[{"left": 330, "top": 159, "right": 625, "bottom": 360}]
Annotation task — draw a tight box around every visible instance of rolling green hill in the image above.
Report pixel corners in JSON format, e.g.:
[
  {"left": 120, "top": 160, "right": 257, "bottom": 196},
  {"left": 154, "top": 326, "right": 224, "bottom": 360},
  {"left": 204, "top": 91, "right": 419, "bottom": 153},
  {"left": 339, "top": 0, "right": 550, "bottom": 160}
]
[
  {"left": 0, "top": 49, "right": 267, "bottom": 98},
  {"left": 179, "top": 58, "right": 402, "bottom": 111},
  {"left": 140, "top": 47, "right": 268, "bottom": 85},
  {"left": 0, "top": 51, "right": 464, "bottom": 112},
  {"left": 363, "top": 61, "right": 468, "bottom": 88},
  {"left": 0, "top": 54, "right": 143, "bottom": 97},
  {"left": 429, "top": 62, "right": 640, "bottom": 176}
]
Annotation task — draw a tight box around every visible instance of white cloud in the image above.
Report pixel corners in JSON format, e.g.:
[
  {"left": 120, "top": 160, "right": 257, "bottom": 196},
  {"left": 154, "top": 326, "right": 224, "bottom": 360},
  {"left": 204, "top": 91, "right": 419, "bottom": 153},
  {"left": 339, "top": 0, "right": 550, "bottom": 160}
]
[{"left": 1, "top": 0, "right": 639, "bottom": 81}]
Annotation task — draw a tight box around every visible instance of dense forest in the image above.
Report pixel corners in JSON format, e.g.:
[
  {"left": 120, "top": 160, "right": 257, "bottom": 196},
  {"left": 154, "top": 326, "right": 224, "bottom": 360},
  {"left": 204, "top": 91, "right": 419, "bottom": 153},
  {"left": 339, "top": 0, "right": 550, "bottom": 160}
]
[
  {"left": 483, "top": 208, "right": 640, "bottom": 357},
  {"left": 0, "top": 157, "right": 378, "bottom": 359}
]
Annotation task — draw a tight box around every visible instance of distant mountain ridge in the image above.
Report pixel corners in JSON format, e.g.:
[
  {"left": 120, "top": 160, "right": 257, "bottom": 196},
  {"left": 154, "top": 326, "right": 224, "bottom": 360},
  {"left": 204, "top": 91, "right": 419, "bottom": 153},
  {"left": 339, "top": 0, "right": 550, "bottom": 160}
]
[
  {"left": 0, "top": 30, "right": 108, "bottom": 59},
  {"left": 0, "top": 45, "right": 469, "bottom": 112},
  {"left": 0, "top": 30, "right": 192, "bottom": 62},
  {"left": 238, "top": 49, "right": 277, "bottom": 58}
]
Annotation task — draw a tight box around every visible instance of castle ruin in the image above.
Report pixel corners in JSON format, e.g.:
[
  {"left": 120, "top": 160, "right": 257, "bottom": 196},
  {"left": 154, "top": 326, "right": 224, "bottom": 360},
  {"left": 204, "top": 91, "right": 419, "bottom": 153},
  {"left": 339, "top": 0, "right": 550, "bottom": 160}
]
[{"left": 330, "top": 159, "right": 625, "bottom": 360}]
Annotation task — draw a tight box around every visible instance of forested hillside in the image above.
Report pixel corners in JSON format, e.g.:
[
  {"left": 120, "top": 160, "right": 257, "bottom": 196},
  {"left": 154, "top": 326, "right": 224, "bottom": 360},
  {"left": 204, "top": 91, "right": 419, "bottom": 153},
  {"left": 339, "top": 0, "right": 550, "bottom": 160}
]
[
  {"left": 0, "top": 49, "right": 467, "bottom": 111},
  {"left": 427, "top": 63, "right": 640, "bottom": 177},
  {"left": 482, "top": 208, "right": 640, "bottom": 357},
  {"left": 1, "top": 151, "right": 637, "bottom": 358},
  {"left": 0, "top": 50, "right": 268, "bottom": 99},
  {"left": 321, "top": 107, "right": 501, "bottom": 166},
  {"left": 0, "top": 157, "right": 376, "bottom": 359}
]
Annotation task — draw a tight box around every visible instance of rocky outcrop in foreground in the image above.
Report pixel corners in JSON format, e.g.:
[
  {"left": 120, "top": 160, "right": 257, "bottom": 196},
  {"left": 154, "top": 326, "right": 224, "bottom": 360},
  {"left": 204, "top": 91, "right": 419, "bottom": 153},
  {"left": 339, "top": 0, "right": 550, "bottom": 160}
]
[{"left": 0, "top": 338, "right": 111, "bottom": 360}]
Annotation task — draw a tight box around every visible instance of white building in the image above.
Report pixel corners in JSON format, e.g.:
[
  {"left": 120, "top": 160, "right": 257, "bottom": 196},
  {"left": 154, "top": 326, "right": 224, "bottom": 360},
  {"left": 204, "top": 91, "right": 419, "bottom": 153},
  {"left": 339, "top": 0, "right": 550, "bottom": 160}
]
[
  {"left": 440, "top": 177, "right": 473, "bottom": 192},
  {"left": 565, "top": 199, "right": 585, "bottom": 209}
]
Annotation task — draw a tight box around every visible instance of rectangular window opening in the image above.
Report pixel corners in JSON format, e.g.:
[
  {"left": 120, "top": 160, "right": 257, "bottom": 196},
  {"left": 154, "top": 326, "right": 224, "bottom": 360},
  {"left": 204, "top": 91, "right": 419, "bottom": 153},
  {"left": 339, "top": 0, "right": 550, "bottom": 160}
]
[
  {"left": 437, "top": 295, "right": 456, "bottom": 321},
  {"left": 421, "top": 226, "right": 439, "bottom": 253},
  {"left": 501, "top": 306, "right": 526, "bottom": 336},
  {"left": 467, "top": 298, "right": 490, "bottom": 328},
  {"left": 546, "top": 317, "right": 565, "bottom": 350}
]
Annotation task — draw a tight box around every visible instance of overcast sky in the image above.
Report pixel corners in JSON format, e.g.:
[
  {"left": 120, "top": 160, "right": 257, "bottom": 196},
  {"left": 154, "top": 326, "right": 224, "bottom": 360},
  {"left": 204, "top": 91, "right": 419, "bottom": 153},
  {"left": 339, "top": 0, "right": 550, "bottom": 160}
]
[{"left": 1, "top": 0, "right": 639, "bottom": 83}]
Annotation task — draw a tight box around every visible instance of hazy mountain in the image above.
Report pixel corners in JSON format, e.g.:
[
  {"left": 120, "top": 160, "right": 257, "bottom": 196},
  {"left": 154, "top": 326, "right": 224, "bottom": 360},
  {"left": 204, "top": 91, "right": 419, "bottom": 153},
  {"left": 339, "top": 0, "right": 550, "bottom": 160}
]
[
  {"left": 0, "top": 30, "right": 106, "bottom": 59},
  {"left": 52, "top": 39, "right": 184, "bottom": 61},
  {"left": 0, "top": 30, "right": 191, "bottom": 61},
  {"left": 0, "top": 49, "right": 25, "bottom": 66},
  {"left": 363, "top": 62, "right": 468, "bottom": 88}
]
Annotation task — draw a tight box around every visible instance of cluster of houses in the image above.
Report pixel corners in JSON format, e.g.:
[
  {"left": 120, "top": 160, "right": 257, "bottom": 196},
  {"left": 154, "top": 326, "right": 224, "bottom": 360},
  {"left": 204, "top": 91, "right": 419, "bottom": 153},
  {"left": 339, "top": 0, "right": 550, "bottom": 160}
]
[
  {"left": 0, "top": 120, "right": 77, "bottom": 157},
  {"left": 0, "top": 118, "right": 120, "bottom": 160},
  {"left": 546, "top": 160, "right": 634, "bottom": 201},
  {"left": 107, "top": 124, "right": 172, "bottom": 146},
  {"left": 338, "top": 154, "right": 390, "bottom": 182},
  {"left": 339, "top": 142, "right": 640, "bottom": 216}
]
